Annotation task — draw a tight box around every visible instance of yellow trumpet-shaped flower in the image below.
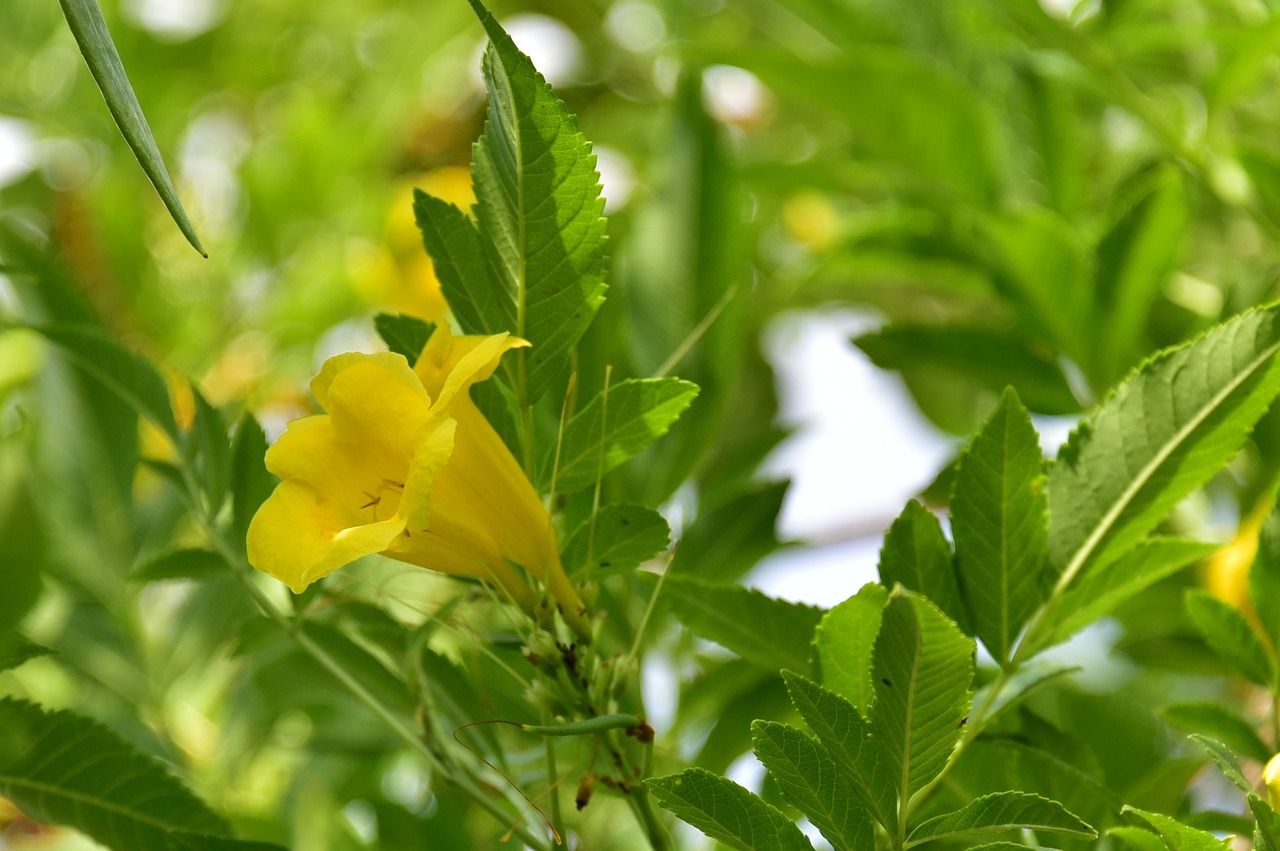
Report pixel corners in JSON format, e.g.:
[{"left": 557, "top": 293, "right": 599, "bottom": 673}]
[
  {"left": 246, "top": 324, "right": 590, "bottom": 639},
  {"left": 1267, "top": 752, "right": 1280, "bottom": 809}
]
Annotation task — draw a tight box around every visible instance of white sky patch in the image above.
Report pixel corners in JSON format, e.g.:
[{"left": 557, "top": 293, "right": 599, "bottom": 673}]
[
  {"left": 473, "top": 14, "right": 584, "bottom": 89},
  {"left": 605, "top": 0, "right": 667, "bottom": 53},
  {"left": 702, "top": 65, "right": 769, "bottom": 125},
  {"left": 0, "top": 118, "right": 36, "bottom": 189},
  {"left": 124, "top": 0, "right": 225, "bottom": 41},
  {"left": 593, "top": 145, "right": 635, "bottom": 214}
]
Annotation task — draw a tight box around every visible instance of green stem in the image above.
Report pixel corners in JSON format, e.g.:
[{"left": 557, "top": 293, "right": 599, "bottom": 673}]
[{"left": 540, "top": 706, "right": 564, "bottom": 845}]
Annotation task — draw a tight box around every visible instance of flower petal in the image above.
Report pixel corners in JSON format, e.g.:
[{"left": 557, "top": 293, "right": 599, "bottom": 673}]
[
  {"left": 322, "top": 354, "right": 433, "bottom": 466},
  {"left": 415, "top": 323, "right": 529, "bottom": 412},
  {"left": 247, "top": 479, "right": 406, "bottom": 593}
]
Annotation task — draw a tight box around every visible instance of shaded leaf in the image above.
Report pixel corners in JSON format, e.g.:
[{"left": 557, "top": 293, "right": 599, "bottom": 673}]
[
  {"left": 871, "top": 591, "right": 975, "bottom": 803},
  {"left": 1249, "top": 793, "right": 1280, "bottom": 851},
  {"left": 561, "top": 503, "right": 669, "bottom": 580},
  {"left": 0, "top": 698, "right": 239, "bottom": 850},
  {"left": 190, "top": 386, "right": 230, "bottom": 514},
  {"left": 0, "top": 639, "right": 51, "bottom": 674},
  {"left": 907, "top": 790, "right": 1096, "bottom": 845},
  {"left": 230, "top": 414, "right": 275, "bottom": 546},
  {"left": 547, "top": 378, "right": 699, "bottom": 494},
  {"left": 373, "top": 313, "right": 435, "bottom": 365},
  {"left": 1165, "top": 706, "right": 1270, "bottom": 764},
  {"left": 877, "top": 501, "right": 967, "bottom": 632},
  {"left": 0, "top": 479, "right": 44, "bottom": 644},
  {"left": 672, "top": 480, "right": 789, "bottom": 582},
  {"left": 647, "top": 768, "right": 815, "bottom": 851},
  {"left": 468, "top": 0, "right": 608, "bottom": 401},
  {"left": 815, "top": 582, "right": 889, "bottom": 716},
  {"left": 662, "top": 576, "right": 823, "bottom": 674},
  {"left": 1185, "top": 590, "right": 1274, "bottom": 686},
  {"left": 952, "top": 388, "right": 1048, "bottom": 662},
  {"left": 56, "top": 0, "right": 203, "bottom": 254},
  {"left": 132, "top": 548, "right": 230, "bottom": 583},
  {"left": 751, "top": 721, "right": 871, "bottom": 851},
  {"left": 1251, "top": 504, "right": 1280, "bottom": 655}
]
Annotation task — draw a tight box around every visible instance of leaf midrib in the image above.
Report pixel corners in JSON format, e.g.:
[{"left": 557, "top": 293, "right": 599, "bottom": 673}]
[{"left": 0, "top": 773, "right": 197, "bottom": 833}]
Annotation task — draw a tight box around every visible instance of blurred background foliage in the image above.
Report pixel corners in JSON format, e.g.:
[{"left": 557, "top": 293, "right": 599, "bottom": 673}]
[{"left": 6, "top": 0, "right": 1280, "bottom": 847}]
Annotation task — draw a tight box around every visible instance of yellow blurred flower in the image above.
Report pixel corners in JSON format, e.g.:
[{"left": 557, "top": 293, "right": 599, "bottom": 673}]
[
  {"left": 1205, "top": 494, "right": 1274, "bottom": 611},
  {"left": 246, "top": 324, "right": 590, "bottom": 639},
  {"left": 1267, "top": 752, "right": 1280, "bottom": 809},
  {"left": 348, "top": 166, "right": 473, "bottom": 322}
]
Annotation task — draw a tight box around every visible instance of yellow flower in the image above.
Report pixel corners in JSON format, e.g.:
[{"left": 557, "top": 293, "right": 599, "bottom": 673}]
[
  {"left": 246, "top": 324, "right": 590, "bottom": 639},
  {"left": 1267, "top": 752, "right": 1280, "bottom": 809}
]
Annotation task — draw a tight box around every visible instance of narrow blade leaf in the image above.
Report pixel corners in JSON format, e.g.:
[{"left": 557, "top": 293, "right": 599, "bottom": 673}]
[
  {"left": 1189, "top": 734, "right": 1253, "bottom": 792},
  {"left": 1123, "top": 806, "right": 1234, "bottom": 851},
  {"left": 56, "top": 0, "right": 204, "bottom": 255},
  {"left": 647, "top": 768, "right": 815, "bottom": 851},
  {"left": 952, "top": 387, "right": 1048, "bottom": 663},
  {"left": 907, "top": 790, "right": 1096, "bottom": 845}
]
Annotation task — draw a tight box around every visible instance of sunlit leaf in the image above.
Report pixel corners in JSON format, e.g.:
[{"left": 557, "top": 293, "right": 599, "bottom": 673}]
[
  {"left": 815, "top": 582, "right": 888, "bottom": 716},
  {"left": 906, "top": 790, "right": 1096, "bottom": 845},
  {"left": 547, "top": 378, "right": 699, "bottom": 494},
  {"left": 647, "top": 767, "right": 815, "bottom": 851},
  {"left": 561, "top": 503, "right": 669, "bottom": 580},
  {"left": 877, "top": 501, "right": 967, "bottom": 633},
  {"left": 1122, "top": 806, "right": 1234, "bottom": 851},
  {"left": 56, "top": 0, "right": 204, "bottom": 255}
]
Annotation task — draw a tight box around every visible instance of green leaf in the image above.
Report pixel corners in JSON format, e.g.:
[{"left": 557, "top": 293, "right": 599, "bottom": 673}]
[
  {"left": 30, "top": 322, "right": 180, "bottom": 447},
  {"left": 877, "top": 501, "right": 967, "bottom": 633},
  {"left": 561, "top": 503, "right": 669, "bottom": 580},
  {"left": 56, "top": 0, "right": 203, "bottom": 255},
  {"left": 672, "top": 481, "right": 789, "bottom": 582},
  {"left": 662, "top": 576, "right": 823, "bottom": 673},
  {"left": 132, "top": 548, "right": 230, "bottom": 583},
  {"left": 871, "top": 591, "right": 975, "bottom": 804},
  {"left": 1188, "top": 735, "right": 1253, "bottom": 793},
  {"left": 467, "top": 0, "right": 608, "bottom": 401},
  {"left": 230, "top": 414, "right": 275, "bottom": 546},
  {"left": 979, "top": 662, "right": 1081, "bottom": 726},
  {"left": 1045, "top": 305, "right": 1280, "bottom": 616},
  {"left": 373, "top": 313, "right": 435, "bottom": 364},
  {"left": 0, "top": 479, "right": 45, "bottom": 645},
  {"left": 781, "top": 671, "right": 897, "bottom": 834},
  {"left": 906, "top": 791, "right": 1096, "bottom": 845},
  {"left": 646, "top": 768, "right": 815, "bottom": 851},
  {"left": 0, "top": 639, "right": 51, "bottom": 674},
  {"left": 1165, "top": 706, "right": 1270, "bottom": 764},
  {"left": 1185, "top": 590, "right": 1274, "bottom": 686},
  {"left": 1111, "top": 826, "right": 1174, "bottom": 851},
  {"left": 952, "top": 387, "right": 1048, "bottom": 663},
  {"left": 854, "top": 325, "right": 1079, "bottom": 416},
  {"left": 1123, "top": 806, "right": 1234, "bottom": 851},
  {"left": 1249, "top": 793, "right": 1280, "bottom": 851},
  {"left": 190, "top": 386, "right": 230, "bottom": 514},
  {"left": 0, "top": 698, "right": 249, "bottom": 850},
  {"left": 1093, "top": 166, "right": 1188, "bottom": 385},
  {"left": 815, "top": 582, "right": 889, "bottom": 716},
  {"left": 548, "top": 378, "right": 700, "bottom": 494},
  {"left": 1026, "top": 538, "right": 1216, "bottom": 656},
  {"left": 1251, "top": 504, "right": 1280, "bottom": 655},
  {"left": 751, "top": 721, "right": 871, "bottom": 851}
]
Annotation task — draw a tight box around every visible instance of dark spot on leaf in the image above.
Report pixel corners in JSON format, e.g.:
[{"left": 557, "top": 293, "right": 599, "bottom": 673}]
[{"left": 881, "top": 678, "right": 892, "bottom": 687}]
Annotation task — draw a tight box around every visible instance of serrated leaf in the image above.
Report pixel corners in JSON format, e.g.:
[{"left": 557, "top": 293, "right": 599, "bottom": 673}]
[
  {"left": 133, "top": 548, "right": 229, "bottom": 583},
  {"left": 878, "top": 501, "right": 967, "bottom": 633},
  {"left": 1251, "top": 505, "right": 1280, "bottom": 657},
  {"left": 191, "top": 386, "right": 230, "bottom": 514},
  {"left": 0, "top": 639, "right": 50, "bottom": 673},
  {"left": 56, "top": 0, "right": 203, "bottom": 254},
  {"left": 411, "top": 194, "right": 514, "bottom": 341},
  {"left": 230, "top": 414, "right": 275, "bottom": 545},
  {"left": 1111, "top": 826, "right": 1173, "bottom": 851},
  {"left": 751, "top": 721, "right": 871, "bottom": 851},
  {"left": 561, "top": 503, "right": 669, "bottom": 580},
  {"left": 1166, "top": 707, "right": 1270, "bottom": 764},
  {"left": 815, "top": 582, "right": 889, "bottom": 716},
  {"left": 662, "top": 576, "right": 823, "bottom": 673},
  {"left": 1123, "top": 806, "right": 1234, "bottom": 851},
  {"left": 1189, "top": 735, "right": 1253, "bottom": 793},
  {"left": 646, "top": 768, "right": 815, "bottom": 851},
  {"left": 1185, "top": 590, "right": 1274, "bottom": 686},
  {"left": 952, "top": 387, "right": 1048, "bottom": 663},
  {"left": 30, "top": 323, "right": 180, "bottom": 447},
  {"left": 907, "top": 790, "right": 1096, "bottom": 845},
  {"left": 373, "top": 313, "right": 435, "bottom": 364},
  {"left": 1046, "top": 305, "right": 1280, "bottom": 600},
  {"left": 467, "top": 0, "right": 608, "bottom": 401},
  {"left": 871, "top": 590, "right": 975, "bottom": 803},
  {"left": 1249, "top": 793, "right": 1280, "bottom": 851},
  {"left": 1026, "top": 538, "right": 1216, "bottom": 656},
  {"left": 548, "top": 378, "right": 699, "bottom": 493},
  {"left": 781, "top": 671, "right": 897, "bottom": 834},
  {"left": 0, "top": 698, "right": 234, "bottom": 850}
]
